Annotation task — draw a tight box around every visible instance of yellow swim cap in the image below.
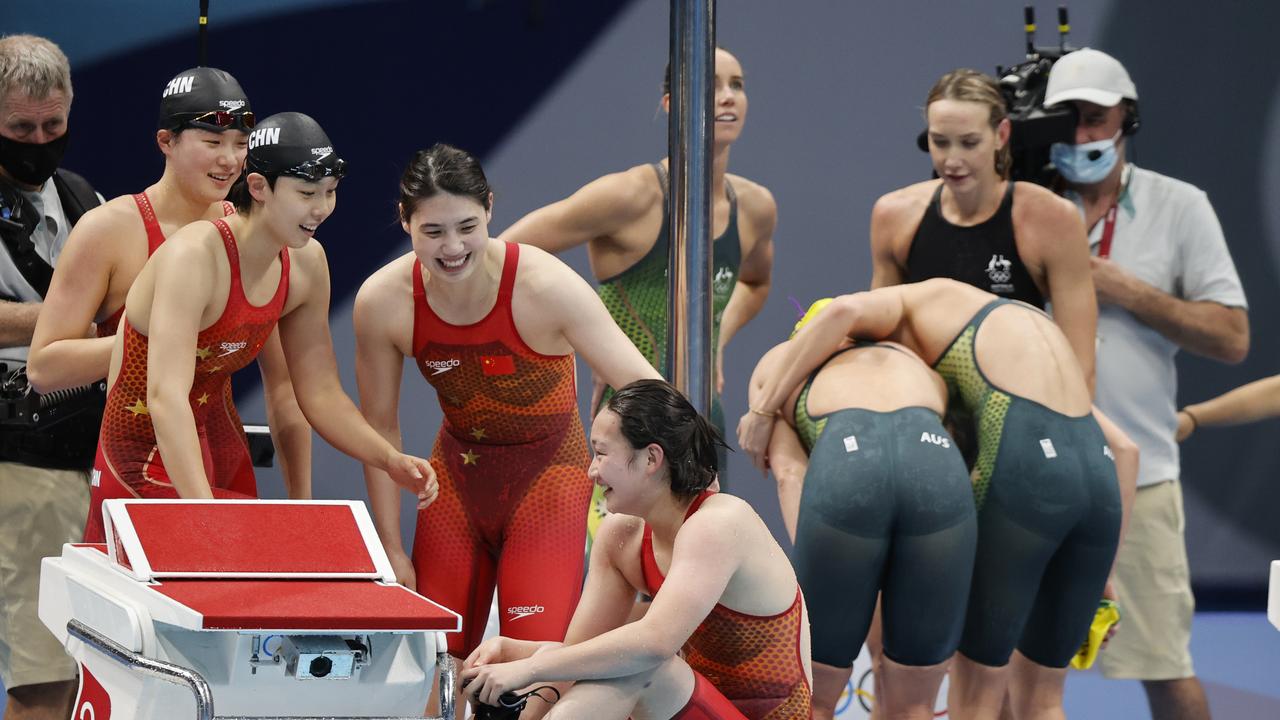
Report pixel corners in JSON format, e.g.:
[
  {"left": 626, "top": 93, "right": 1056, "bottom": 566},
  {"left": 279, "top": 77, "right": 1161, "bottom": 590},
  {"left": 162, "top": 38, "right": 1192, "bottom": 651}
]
[{"left": 791, "top": 298, "right": 834, "bottom": 339}]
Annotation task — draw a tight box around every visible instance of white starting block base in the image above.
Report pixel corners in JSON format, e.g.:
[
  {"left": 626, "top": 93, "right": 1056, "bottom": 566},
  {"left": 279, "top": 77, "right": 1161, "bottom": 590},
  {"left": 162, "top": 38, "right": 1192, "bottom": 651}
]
[
  {"left": 1269, "top": 561, "right": 1280, "bottom": 631},
  {"left": 40, "top": 499, "right": 461, "bottom": 719}
]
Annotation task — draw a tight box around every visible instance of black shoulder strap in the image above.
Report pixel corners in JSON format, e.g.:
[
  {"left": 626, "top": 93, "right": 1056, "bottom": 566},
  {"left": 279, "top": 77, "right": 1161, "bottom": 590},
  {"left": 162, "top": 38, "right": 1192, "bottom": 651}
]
[
  {"left": 0, "top": 169, "right": 99, "bottom": 299},
  {"left": 52, "top": 168, "right": 101, "bottom": 227}
]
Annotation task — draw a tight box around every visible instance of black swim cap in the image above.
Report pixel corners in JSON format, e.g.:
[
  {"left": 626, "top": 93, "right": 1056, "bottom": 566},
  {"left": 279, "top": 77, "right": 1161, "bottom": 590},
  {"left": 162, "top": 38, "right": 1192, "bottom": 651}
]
[
  {"left": 245, "top": 112, "right": 346, "bottom": 182},
  {"left": 157, "top": 67, "right": 252, "bottom": 132}
]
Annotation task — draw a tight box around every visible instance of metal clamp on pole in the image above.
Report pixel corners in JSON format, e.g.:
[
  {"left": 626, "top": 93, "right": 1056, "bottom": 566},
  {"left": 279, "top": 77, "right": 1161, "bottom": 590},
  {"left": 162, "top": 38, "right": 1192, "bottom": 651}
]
[{"left": 667, "top": 0, "right": 716, "bottom": 417}]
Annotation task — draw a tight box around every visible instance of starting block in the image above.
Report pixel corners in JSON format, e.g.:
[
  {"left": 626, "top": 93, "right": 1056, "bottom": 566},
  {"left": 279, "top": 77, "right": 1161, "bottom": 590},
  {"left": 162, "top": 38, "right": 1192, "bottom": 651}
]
[{"left": 39, "top": 499, "right": 461, "bottom": 719}]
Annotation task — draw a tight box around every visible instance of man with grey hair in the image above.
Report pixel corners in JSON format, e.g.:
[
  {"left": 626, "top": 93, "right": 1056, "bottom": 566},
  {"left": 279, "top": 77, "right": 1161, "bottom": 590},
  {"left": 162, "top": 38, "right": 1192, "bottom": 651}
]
[
  {"left": 0, "top": 33, "right": 101, "bottom": 720},
  {"left": 1046, "top": 48, "right": 1249, "bottom": 720}
]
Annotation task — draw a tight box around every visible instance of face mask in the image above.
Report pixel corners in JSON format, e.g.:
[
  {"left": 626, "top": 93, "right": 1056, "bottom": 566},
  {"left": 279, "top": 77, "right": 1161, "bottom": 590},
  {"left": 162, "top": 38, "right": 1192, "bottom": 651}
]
[
  {"left": 1050, "top": 129, "right": 1122, "bottom": 185},
  {"left": 0, "top": 131, "right": 70, "bottom": 186}
]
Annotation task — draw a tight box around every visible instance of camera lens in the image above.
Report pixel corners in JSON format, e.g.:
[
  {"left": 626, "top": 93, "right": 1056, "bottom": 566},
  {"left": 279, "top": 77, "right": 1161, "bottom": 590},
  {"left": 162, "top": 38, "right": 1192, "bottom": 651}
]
[{"left": 309, "top": 656, "right": 333, "bottom": 678}]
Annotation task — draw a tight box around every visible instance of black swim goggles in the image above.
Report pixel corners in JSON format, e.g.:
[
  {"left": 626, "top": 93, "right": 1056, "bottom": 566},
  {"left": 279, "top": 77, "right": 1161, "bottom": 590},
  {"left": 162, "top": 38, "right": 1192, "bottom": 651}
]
[
  {"left": 172, "top": 109, "right": 257, "bottom": 132},
  {"left": 278, "top": 157, "right": 347, "bottom": 182}
]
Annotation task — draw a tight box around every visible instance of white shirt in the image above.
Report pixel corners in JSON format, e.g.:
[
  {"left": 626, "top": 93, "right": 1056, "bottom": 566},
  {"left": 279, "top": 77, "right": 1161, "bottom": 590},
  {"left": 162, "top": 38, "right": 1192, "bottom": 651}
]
[
  {"left": 0, "top": 178, "right": 72, "bottom": 363},
  {"left": 1068, "top": 164, "right": 1247, "bottom": 487}
]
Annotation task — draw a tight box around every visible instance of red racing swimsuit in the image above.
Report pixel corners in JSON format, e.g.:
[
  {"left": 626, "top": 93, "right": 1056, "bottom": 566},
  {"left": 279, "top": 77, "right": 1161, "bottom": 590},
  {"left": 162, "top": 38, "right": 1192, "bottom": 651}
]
[
  {"left": 409, "top": 241, "right": 590, "bottom": 657},
  {"left": 642, "top": 491, "right": 812, "bottom": 720},
  {"left": 84, "top": 218, "right": 288, "bottom": 542},
  {"left": 96, "top": 194, "right": 256, "bottom": 498}
]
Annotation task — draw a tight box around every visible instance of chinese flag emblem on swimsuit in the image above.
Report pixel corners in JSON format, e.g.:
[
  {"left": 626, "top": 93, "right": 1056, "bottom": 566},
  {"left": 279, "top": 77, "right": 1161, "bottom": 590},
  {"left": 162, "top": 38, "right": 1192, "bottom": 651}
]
[{"left": 480, "top": 355, "right": 515, "bottom": 376}]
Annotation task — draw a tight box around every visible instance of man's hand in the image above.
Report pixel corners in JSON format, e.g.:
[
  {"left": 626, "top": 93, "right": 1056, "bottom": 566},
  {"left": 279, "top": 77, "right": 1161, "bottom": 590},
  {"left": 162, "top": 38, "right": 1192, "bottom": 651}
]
[
  {"left": 1175, "top": 409, "right": 1196, "bottom": 442},
  {"left": 1090, "top": 256, "right": 1138, "bottom": 307}
]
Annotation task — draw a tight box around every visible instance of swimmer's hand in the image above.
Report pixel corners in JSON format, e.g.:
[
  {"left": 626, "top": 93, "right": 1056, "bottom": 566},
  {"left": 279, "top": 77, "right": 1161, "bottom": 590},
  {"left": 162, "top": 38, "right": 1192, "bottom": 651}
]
[
  {"left": 1101, "top": 580, "right": 1120, "bottom": 648},
  {"left": 384, "top": 453, "right": 439, "bottom": 510},
  {"left": 386, "top": 547, "right": 416, "bottom": 590},
  {"left": 737, "top": 408, "right": 775, "bottom": 472},
  {"left": 460, "top": 657, "right": 536, "bottom": 708}
]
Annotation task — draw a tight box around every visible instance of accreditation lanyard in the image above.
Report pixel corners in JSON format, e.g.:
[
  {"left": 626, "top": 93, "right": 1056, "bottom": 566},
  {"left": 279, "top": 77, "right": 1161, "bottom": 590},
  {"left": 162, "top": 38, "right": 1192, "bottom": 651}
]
[{"left": 1096, "top": 204, "right": 1119, "bottom": 259}]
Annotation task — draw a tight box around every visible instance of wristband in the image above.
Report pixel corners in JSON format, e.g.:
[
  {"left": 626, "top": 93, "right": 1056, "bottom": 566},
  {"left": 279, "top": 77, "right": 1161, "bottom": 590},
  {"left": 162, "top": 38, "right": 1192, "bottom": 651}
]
[{"left": 1183, "top": 408, "right": 1200, "bottom": 431}]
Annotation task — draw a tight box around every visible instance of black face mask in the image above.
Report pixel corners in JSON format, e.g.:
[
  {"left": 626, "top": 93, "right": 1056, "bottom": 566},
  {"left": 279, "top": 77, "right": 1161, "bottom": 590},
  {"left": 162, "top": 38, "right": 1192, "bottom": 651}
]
[{"left": 0, "top": 131, "right": 70, "bottom": 186}]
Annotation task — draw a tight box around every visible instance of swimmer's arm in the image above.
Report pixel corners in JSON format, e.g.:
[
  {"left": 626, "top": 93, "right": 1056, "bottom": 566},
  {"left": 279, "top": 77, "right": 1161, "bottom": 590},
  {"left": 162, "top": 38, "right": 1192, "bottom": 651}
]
[
  {"left": 499, "top": 170, "right": 657, "bottom": 254},
  {"left": 768, "top": 420, "right": 808, "bottom": 544},
  {"left": 1179, "top": 374, "right": 1280, "bottom": 441},
  {"left": 1025, "top": 194, "right": 1098, "bottom": 394},
  {"left": 1092, "top": 406, "right": 1137, "bottom": 571},
  {"left": 352, "top": 275, "right": 412, "bottom": 567},
  {"left": 716, "top": 188, "right": 776, "bottom": 370},
  {"left": 525, "top": 513, "right": 734, "bottom": 681},
  {"left": 28, "top": 207, "right": 121, "bottom": 391},
  {"left": 549, "top": 262, "right": 662, "bottom": 389},
  {"left": 147, "top": 242, "right": 217, "bottom": 499},
  {"left": 258, "top": 329, "right": 312, "bottom": 499},
  {"left": 280, "top": 244, "right": 433, "bottom": 501},
  {"left": 739, "top": 291, "right": 902, "bottom": 467},
  {"left": 869, "top": 192, "right": 909, "bottom": 289}
]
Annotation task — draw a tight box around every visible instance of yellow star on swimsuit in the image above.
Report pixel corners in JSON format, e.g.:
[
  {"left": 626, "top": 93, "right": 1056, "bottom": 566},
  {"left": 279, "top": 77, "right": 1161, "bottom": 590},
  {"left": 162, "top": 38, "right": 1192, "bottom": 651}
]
[
  {"left": 126, "top": 399, "right": 149, "bottom": 416},
  {"left": 195, "top": 346, "right": 212, "bottom": 360},
  {"left": 196, "top": 393, "right": 210, "bottom": 405},
  {"left": 461, "top": 450, "right": 479, "bottom": 465},
  {"left": 470, "top": 428, "right": 487, "bottom": 440}
]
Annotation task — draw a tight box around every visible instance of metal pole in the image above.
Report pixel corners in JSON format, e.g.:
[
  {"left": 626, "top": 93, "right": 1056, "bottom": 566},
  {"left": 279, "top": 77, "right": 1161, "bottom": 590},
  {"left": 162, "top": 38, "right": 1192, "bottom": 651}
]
[{"left": 667, "top": 0, "right": 715, "bottom": 416}]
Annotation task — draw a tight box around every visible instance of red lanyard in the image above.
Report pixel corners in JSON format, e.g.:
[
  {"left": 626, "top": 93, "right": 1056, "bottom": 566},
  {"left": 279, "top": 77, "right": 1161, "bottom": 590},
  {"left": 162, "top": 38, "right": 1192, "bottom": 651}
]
[{"left": 1097, "top": 204, "right": 1119, "bottom": 259}]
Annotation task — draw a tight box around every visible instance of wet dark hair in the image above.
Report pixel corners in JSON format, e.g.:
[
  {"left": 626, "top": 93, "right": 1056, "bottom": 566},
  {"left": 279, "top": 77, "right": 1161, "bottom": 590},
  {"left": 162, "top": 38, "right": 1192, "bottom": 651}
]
[
  {"left": 398, "top": 143, "right": 492, "bottom": 222},
  {"left": 662, "top": 46, "right": 734, "bottom": 96},
  {"left": 606, "top": 379, "right": 727, "bottom": 498},
  {"left": 226, "top": 172, "right": 276, "bottom": 215}
]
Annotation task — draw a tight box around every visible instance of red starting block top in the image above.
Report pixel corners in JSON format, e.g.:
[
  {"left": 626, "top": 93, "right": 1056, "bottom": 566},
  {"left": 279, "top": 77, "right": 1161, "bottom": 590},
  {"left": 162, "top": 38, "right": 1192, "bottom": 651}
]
[
  {"left": 103, "top": 500, "right": 393, "bottom": 582},
  {"left": 153, "top": 579, "right": 460, "bottom": 631}
]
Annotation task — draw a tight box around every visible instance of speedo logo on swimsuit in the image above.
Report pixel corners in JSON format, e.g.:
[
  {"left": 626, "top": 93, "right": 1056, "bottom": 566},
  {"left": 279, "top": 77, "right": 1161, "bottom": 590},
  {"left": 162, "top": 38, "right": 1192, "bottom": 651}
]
[
  {"left": 162, "top": 75, "right": 195, "bottom": 97},
  {"left": 218, "top": 341, "right": 248, "bottom": 357},
  {"left": 248, "top": 127, "right": 282, "bottom": 149},
  {"left": 919, "top": 432, "right": 951, "bottom": 448},
  {"left": 219, "top": 99, "right": 246, "bottom": 111},
  {"left": 507, "top": 605, "right": 545, "bottom": 621},
  {"left": 423, "top": 358, "right": 461, "bottom": 376}
]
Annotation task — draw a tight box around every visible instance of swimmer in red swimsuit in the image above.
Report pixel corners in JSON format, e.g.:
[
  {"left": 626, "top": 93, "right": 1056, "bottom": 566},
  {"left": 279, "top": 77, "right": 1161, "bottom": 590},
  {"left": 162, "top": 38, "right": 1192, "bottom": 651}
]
[
  {"left": 354, "top": 145, "right": 660, "bottom": 672},
  {"left": 30, "top": 67, "right": 310, "bottom": 502},
  {"left": 83, "top": 112, "right": 434, "bottom": 542},
  {"left": 459, "top": 380, "right": 812, "bottom": 720}
]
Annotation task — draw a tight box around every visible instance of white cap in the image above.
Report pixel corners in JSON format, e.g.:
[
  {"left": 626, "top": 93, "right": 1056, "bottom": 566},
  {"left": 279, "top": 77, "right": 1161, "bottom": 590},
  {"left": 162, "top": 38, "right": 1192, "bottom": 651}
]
[{"left": 1044, "top": 48, "right": 1138, "bottom": 108}]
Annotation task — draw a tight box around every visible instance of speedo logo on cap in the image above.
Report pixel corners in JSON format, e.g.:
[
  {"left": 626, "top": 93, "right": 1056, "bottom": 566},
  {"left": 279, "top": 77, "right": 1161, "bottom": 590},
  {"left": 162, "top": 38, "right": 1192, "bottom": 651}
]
[
  {"left": 219, "top": 99, "right": 246, "bottom": 110},
  {"left": 311, "top": 146, "right": 333, "bottom": 157},
  {"left": 163, "top": 75, "right": 196, "bottom": 97},
  {"left": 249, "top": 127, "right": 281, "bottom": 149}
]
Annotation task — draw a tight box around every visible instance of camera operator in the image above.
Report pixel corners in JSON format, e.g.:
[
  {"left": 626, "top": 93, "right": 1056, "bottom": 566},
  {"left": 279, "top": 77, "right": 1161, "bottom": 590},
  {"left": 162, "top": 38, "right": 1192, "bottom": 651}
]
[
  {"left": 0, "top": 34, "right": 101, "bottom": 720},
  {"left": 1046, "top": 48, "right": 1249, "bottom": 720}
]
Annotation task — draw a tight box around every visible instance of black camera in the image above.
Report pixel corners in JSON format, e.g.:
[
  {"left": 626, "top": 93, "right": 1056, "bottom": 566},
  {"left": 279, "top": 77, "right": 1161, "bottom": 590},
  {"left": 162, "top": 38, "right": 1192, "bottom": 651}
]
[
  {"left": 471, "top": 692, "right": 527, "bottom": 720},
  {"left": 0, "top": 363, "right": 105, "bottom": 469}
]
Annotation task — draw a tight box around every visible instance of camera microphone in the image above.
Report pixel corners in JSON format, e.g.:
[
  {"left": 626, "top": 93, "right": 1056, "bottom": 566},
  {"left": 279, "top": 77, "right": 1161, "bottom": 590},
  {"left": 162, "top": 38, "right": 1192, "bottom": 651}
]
[{"left": 1086, "top": 149, "right": 1103, "bottom": 161}]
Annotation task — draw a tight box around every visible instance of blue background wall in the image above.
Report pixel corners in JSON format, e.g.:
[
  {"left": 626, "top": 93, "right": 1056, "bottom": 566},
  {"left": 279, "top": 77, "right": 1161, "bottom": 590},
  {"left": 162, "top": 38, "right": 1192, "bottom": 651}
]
[{"left": 4, "top": 0, "right": 1278, "bottom": 603}]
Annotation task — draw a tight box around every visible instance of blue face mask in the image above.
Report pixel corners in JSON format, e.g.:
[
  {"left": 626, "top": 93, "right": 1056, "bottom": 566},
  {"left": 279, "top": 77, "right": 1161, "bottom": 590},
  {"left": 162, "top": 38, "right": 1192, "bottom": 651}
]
[{"left": 1050, "top": 129, "right": 1123, "bottom": 184}]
